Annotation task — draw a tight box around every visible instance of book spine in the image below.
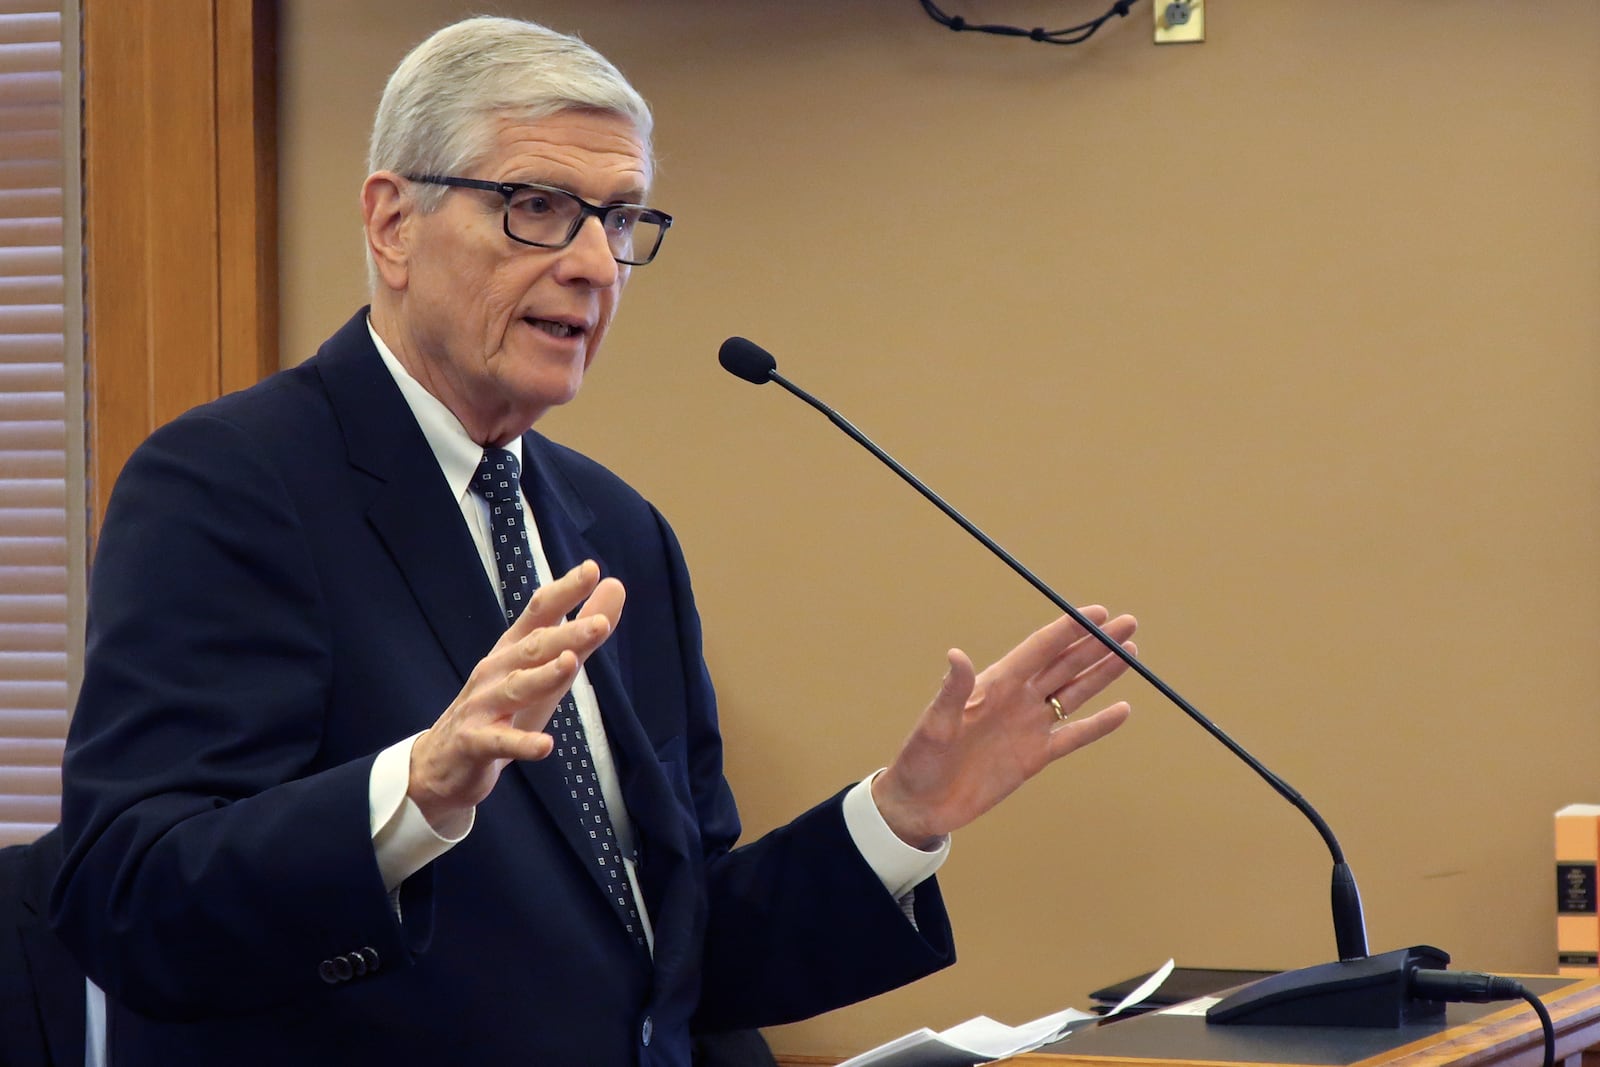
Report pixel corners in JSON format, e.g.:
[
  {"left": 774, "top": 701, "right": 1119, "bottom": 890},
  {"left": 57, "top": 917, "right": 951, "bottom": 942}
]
[{"left": 1556, "top": 809, "right": 1600, "bottom": 976}]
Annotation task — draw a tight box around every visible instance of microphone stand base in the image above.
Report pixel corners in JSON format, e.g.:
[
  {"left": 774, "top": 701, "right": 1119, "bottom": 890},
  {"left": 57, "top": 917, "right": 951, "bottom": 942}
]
[{"left": 1206, "top": 945, "right": 1450, "bottom": 1028}]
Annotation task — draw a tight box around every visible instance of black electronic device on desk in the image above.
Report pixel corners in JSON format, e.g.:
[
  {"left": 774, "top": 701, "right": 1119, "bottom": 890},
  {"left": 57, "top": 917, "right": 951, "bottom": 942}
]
[{"left": 1090, "top": 967, "right": 1281, "bottom": 1019}]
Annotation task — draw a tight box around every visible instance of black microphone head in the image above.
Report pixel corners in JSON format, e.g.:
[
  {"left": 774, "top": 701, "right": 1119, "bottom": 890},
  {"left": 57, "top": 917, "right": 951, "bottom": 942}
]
[{"left": 718, "top": 336, "right": 777, "bottom": 385}]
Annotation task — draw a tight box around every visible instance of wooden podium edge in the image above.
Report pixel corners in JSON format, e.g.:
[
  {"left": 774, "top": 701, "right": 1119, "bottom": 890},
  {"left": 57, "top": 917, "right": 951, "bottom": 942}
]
[{"left": 1363, "top": 976, "right": 1600, "bottom": 1067}]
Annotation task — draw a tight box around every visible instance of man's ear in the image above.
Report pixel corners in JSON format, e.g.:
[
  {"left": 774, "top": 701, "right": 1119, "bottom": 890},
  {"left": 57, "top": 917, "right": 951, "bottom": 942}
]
[{"left": 362, "top": 172, "right": 411, "bottom": 291}]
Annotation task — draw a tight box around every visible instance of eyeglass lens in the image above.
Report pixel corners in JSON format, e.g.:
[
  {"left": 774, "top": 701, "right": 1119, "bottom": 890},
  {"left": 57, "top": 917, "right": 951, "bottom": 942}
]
[{"left": 505, "top": 185, "right": 664, "bottom": 264}]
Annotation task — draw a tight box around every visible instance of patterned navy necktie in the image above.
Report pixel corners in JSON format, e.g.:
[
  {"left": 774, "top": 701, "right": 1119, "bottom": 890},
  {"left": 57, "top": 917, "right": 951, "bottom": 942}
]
[{"left": 470, "top": 448, "right": 646, "bottom": 949}]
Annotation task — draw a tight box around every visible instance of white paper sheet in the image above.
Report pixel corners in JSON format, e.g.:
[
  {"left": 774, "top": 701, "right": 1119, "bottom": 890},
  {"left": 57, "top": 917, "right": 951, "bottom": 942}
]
[{"left": 836, "top": 959, "right": 1176, "bottom": 1067}]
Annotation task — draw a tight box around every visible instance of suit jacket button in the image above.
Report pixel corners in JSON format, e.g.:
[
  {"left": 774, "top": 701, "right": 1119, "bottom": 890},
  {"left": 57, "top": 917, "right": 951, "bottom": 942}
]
[
  {"left": 350, "top": 952, "right": 368, "bottom": 977},
  {"left": 357, "top": 946, "right": 381, "bottom": 973},
  {"left": 641, "top": 1015, "right": 653, "bottom": 1046},
  {"left": 332, "top": 955, "right": 354, "bottom": 982},
  {"left": 319, "top": 960, "right": 341, "bottom": 985}
]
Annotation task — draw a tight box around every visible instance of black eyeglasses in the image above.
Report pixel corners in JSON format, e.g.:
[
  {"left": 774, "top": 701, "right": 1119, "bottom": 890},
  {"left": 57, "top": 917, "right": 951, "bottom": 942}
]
[{"left": 405, "top": 175, "right": 673, "bottom": 266}]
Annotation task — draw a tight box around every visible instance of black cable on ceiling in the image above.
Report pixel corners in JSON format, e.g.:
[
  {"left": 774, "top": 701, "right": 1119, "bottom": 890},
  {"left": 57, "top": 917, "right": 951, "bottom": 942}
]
[{"left": 918, "top": 0, "right": 1140, "bottom": 46}]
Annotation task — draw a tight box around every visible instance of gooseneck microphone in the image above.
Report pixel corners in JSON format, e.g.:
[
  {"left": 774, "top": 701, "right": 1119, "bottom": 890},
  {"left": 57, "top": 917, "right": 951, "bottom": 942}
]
[
  {"left": 720, "top": 334, "right": 1368, "bottom": 955},
  {"left": 718, "top": 335, "right": 1463, "bottom": 1030}
]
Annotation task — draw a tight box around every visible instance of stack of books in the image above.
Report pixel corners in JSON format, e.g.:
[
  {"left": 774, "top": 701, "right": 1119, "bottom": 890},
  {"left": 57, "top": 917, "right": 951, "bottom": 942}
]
[{"left": 1556, "top": 803, "right": 1600, "bottom": 976}]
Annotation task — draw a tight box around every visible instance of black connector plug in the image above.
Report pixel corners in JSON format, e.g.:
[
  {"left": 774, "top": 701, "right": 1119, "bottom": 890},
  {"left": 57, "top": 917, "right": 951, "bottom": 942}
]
[
  {"left": 1409, "top": 969, "right": 1524, "bottom": 1004},
  {"left": 1409, "top": 971, "right": 1553, "bottom": 1067}
]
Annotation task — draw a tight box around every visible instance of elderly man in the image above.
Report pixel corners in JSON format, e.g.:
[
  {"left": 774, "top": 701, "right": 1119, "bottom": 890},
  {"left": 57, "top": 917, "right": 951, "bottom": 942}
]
[{"left": 52, "top": 16, "right": 1136, "bottom": 1066}]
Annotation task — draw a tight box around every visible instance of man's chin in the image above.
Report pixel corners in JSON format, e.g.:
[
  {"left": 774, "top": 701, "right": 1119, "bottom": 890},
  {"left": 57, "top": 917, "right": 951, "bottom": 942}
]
[{"left": 506, "top": 375, "right": 584, "bottom": 429}]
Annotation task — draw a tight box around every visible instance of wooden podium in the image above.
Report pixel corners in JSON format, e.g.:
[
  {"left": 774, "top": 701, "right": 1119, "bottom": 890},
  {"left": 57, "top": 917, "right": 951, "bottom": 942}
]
[{"left": 777, "top": 975, "right": 1600, "bottom": 1067}]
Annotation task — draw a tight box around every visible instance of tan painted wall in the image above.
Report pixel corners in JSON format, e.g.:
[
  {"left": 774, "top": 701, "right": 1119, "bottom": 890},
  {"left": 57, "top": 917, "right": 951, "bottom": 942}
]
[{"left": 277, "top": 2, "right": 1600, "bottom": 1058}]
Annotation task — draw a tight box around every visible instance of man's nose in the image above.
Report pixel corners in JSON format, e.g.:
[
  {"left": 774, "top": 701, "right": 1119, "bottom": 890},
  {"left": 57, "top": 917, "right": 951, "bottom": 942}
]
[{"left": 557, "top": 215, "right": 621, "bottom": 287}]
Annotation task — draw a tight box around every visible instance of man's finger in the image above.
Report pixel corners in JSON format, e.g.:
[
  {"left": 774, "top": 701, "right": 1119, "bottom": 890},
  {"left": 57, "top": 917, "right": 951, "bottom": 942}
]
[
  {"left": 1033, "top": 616, "right": 1138, "bottom": 697},
  {"left": 464, "top": 723, "right": 556, "bottom": 764},
  {"left": 1043, "top": 700, "right": 1132, "bottom": 762},
  {"left": 1060, "top": 639, "right": 1137, "bottom": 704},
  {"left": 498, "top": 649, "right": 582, "bottom": 710},
  {"left": 996, "top": 606, "right": 1112, "bottom": 678},
  {"left": 509, "top": 612, "right": 614, "bottom": 674},
  {"left": 931, "top": 649, "right": 977, "bottom": 721},
  {"left": 575, "top": 576, "right": 625, "bottom": 628},
  {"left": 448, "top": 726, "right": 553, "bottom": 767},
  {"left": 506, "top": 559, "right": 601, "bottom": 638}
]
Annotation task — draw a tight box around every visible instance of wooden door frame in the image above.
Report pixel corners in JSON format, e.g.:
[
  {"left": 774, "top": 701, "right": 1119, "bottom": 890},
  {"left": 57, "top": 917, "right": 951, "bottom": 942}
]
[{"left": 81, "top": 0, "right": 277, "bottom": 534}]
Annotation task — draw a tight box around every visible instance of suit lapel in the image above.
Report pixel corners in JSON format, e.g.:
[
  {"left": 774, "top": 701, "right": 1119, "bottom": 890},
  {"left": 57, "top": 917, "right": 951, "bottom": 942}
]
[
  {"left": 314, "top": 311, "right": 504, "bottom": 681},
  {"left": 518, "top": 435, "right": 694, "bottom": 961},
  {"left": 582, "top": 640, "right": 696, "bottom": 975}
]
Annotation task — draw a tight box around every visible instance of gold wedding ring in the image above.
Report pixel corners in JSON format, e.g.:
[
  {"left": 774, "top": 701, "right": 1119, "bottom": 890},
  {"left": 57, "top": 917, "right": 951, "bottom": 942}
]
[{"left": 1047, "top": 695, "right": 1066, "bottom": 722}]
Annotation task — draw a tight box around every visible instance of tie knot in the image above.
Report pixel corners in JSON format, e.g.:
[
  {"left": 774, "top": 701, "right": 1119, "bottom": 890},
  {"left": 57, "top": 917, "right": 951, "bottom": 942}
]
[{"left": 472, "top": 448, "right": 521, "bottom": 504}]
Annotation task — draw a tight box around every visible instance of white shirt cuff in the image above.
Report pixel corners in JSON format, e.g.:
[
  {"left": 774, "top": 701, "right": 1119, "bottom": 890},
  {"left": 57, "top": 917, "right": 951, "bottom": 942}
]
[
  {"left": 841, "top": 770, "right": 949, "bottom": 902},
  {"left": 370, "top": 733, "right": 473, "bottom": 893}
]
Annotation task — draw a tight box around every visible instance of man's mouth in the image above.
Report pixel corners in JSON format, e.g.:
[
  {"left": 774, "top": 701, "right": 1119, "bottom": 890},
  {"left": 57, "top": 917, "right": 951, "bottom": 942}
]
[{"left": 524, "top": 316, "right": 581, "bottom": 339}]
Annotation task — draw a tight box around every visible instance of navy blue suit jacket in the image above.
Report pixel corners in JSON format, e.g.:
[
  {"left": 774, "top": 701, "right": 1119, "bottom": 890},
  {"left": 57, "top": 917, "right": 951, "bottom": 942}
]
[{"left": 53, "top": 311, "right": 954, "bottom": 1066}]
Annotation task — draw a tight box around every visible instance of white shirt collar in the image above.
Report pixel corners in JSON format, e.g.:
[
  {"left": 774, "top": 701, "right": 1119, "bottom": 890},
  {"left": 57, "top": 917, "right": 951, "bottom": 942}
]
[{"left": 366, "top": 318, "right": 525, "bottom": 497}]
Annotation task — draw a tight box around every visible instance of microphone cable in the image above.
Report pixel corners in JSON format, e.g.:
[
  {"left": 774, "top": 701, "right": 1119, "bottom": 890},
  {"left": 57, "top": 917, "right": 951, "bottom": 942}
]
[
  {"left": 1409, "top": 971, "right": 1554, "bottom": 1067},
  {"left": 918, "top": 0, "right": 1139, "bottom": 46}
]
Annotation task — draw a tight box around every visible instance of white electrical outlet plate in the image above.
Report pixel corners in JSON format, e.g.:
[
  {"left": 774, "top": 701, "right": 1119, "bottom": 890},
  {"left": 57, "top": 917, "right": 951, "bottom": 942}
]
[{"left": 1154, "top": 0, "right": 1205, "bottom": 44}]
